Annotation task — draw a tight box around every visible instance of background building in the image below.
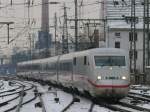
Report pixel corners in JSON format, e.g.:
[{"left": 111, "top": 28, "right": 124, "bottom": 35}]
[
  {"left": 108, "top": 27, "right": 143, "bottom": 73},
  {"left": 104, "top": 0, "right": 144, "bottom": 75}
]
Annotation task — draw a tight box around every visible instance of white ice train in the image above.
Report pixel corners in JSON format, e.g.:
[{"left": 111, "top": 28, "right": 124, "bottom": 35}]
[{"left": 17, "top": 48, "right": 130, "bottom": 99}]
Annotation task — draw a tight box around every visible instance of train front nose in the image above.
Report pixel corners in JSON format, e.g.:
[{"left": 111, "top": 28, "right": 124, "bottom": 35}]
[
  {"left": 92, "top": 79, "right": 129, "bottom": 98},
  {"left": 93, "top": 69, "right": 130, "bottom": 98},
  {"left": 94, "top": 86, "right": 129, "bottom": 98}
]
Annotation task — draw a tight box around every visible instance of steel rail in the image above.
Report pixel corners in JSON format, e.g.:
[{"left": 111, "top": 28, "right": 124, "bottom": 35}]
[
  {"left": 15, "top": 87, "right": 25, "bottom": 112},
  {"left": 61, "top": 95, "right": 77, "bottom": 112},
  {"left": 4, "top": 82, "right": 37, "bottom": 112}
]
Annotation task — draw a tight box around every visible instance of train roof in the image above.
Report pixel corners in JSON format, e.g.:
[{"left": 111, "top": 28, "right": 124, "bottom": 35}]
[
  {"left": 60, "top": 48, "right": 126, "bottom": 56},
  {"left": 63, "top": 48, "right": 127, "bottom": 57},
  {"left": 18, "top": 48, "right": 127, "bottom": 65}
]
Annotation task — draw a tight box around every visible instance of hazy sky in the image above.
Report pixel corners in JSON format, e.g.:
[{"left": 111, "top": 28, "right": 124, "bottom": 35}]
[{"left": 0, "top": 0, "right": 101, "bottom": 55}]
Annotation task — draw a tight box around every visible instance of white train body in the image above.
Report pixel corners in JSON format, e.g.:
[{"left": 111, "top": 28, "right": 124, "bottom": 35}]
[{"left": 17, "top": 48, "right": 130, "bottom": 98}]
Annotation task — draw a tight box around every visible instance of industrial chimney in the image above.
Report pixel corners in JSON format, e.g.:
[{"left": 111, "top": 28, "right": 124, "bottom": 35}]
[
  {"left": 41, "top": 0, "right": 49, "bottom": 32},
  {"left": 37, "top": 0, "right": 51, "bottom": 50}
]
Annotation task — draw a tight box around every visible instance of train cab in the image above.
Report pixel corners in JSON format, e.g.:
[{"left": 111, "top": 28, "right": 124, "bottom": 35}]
[{"left": 88, "top": 49, "right": 130, "bottom": 98}]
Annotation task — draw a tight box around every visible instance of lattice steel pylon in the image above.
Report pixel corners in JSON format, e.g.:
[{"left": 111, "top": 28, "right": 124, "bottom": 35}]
[
  {"left": 62, "top": 3, "right": 69, "bottom": 54},
  {"left": 130, "top": 0, "right": 137, "bottom": 74},
  {"left": 143, "top": 0, "right": 150, "bottom": 80}
]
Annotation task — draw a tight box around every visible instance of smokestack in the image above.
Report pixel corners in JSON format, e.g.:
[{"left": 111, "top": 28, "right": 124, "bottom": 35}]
[{"left": 41, "top": 0, "right": 49, "bottom": 32}]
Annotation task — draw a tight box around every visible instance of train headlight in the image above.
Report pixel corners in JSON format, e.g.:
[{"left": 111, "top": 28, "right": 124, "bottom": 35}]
[
  {"left": 122, "top": 76, "right": 127, "bottom": 80},
  {"left": 97, "top": 76, "right": 102, "bottom": 80},
  {"left": 109, "top": 67, "right": 112, "bottom": 70}
]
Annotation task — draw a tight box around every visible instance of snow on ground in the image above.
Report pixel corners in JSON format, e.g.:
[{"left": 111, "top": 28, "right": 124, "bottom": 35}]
[
  {"left": 67, "top": 97, "right": 91, "bottom": 112},
  {"left": 130, "top": 85, "right": 150, "bottom": 91},
  {"left": 0, "top": 81, "right": 15, "bottom": 91},
  {"left": 137, "top": 103, "right": 150, "bottom": 109},
  {"left": 19, "top": 81, "right": 150, "bottom": 112},
  {"left": 129, "top": 85, "right": 150, "bottom": 110},
  {"left": 0, "top": 94, "right": 18, "bottom": 103},
  {"left": 0, "top": 80, "right": 3, "bottom": 86},
  {"left": 66, "top": 96, "right": 113, "bottom": 112},
  {"left": 22, "top": 89, "right": 35, "bottom": 103},
  {"left": 0, "top": 86, "right": 22, "bottom": 96},
  {"left": 130, "top": 85, "right": 150, "bottom": 95},
  {"left": 27, "top": 81, "right": 112, "bottom": 112},
  {"left": 6, "top": 81, "right": 150, "bottom": 112},
  {"left": 0, "top": 96, "right": 20, "bottom": 112},
  {"left": 129, "top": 89, "right": 144, "bottom": 94},
  {"left": 93, "top": 105, "right": 113, "bottom": 112},
  {"left": 17, "top": 97, "right": 42, "bottom": 112},
  {"left": 42, "top": 91, "right": 73, "bottom": 112},
  {"left": 33, "top": 82, "right": 73, "bottom": 112}
]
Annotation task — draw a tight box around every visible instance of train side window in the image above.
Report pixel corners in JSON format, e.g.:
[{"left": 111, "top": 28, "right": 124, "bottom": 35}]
[
  {"left": 73, "top": 57, "right": 76, "bottom": 65},
  {"left": 84, "top": 56, "right": 87, "bottom": 65},
  {"left": 46, "top": 63, "right": 48, "bottom": 70}
]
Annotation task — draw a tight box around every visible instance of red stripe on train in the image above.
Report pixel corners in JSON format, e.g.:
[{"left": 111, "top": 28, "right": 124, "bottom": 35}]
[{"left": 88, "top": 80, "right": 130, "bottom": 88}]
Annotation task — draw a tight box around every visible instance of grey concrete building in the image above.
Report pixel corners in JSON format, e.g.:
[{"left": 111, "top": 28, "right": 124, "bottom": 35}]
[
  {"left": 102, "top": 0, "right": 145, "bottom": 74},
  {"left": 107, "top": 27, "right": 143, "bottom": 73}
]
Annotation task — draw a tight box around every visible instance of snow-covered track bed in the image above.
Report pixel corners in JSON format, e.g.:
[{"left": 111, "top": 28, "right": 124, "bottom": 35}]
[
  {"left": 0, "top": 80, "right": 37, "bottom": 112},
  {"left": 0, "top": 81, "right": 22, "bottom": 95},
  {"left": 24, "top": 78, "right": 118, "bottom": 112},
  {"left": 0, "top": 81, "right": 4, "bottom": 89},
  {"left": 89, "top": 98, "right": 137, "bottom": 112},
  {"left": 28, "top": 80, "right": 97, "bottom": 112},
  {"left": 61, "top": 97, "right": 113, "bottom": 112},
  {"left": 115, "top": 101, "right": 150, "bottom": 112},
  {"left": 0, "top": 81, "right": 33, "bottom": 97},
  {"left": 110, "top": 104, "right": 141, "bottom": 112},
  {"left": 18, "top": 77, "right": 150, "bottom": 112},
  {"left": 60, "top": 95, "right": 80, "bottom": 112},
  {"left": 128, "top": 92, "right": 150, "bottom": 102}
]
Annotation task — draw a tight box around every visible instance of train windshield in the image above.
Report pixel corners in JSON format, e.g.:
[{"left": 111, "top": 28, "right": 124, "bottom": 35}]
[{"left": 95, "top": 56, "right": 125, "bottom": 66}]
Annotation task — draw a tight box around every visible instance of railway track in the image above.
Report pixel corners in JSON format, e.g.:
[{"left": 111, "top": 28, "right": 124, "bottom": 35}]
[
  {"left": 0, "top": 80, "right": 37, "bottom": 112},
  {"left": 57, "top": 87, "right": 150, "bottom": 112},
  {"left": 128, "top": 93, "right": 150, "bottom": 102},
  {"left": 15, "top": 87, "right": 25, "bottom": 112},
  {"left": 91, "top": 94, "right": 150, "bottom": 112},
  {"left": 129, "top": 91, "right": 150, "bottom": 98},
  {"left": 4, "top": 90, "right": 37, "bottom": 112},
  {"left": 61, "top": 94, "right": 80, "bottom": 112},
  {"left": 0, "top": 81, "right": 21, "bottom": 94},
  {"left": 0, "top": 81, "right": 4, "bottom": 89},
  {"left": 37, "top": 90, "right": 47, "bottom": 112},
  {"left": 88, "top": 103, "right": 95, "bottom": 112},
  {"left": 0, "top": 83, "right": 25, "bottom": 112},
  {"left": 0, "top": 94, "right": 20, "bottom": 107},
  {"left": 18, "top": 77, "right": 150, "bottom": 112},
  {"left": 30, "top": 80, "right": 81, "bottom": 112},
  {"left": 118, "top": 101, "right": 150, "bottom": 112},
  {"left": 91, "top": 99, "right": 132, "bottom": 112},
  {"left": 0, "top": 82, "right": 33, "bottom": 97}
]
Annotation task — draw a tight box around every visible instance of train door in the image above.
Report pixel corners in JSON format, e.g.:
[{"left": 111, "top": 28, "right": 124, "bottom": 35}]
[
  {"left": 56, "top": 55, "right": 61, "bottom": 82},
  {"left": 111, "top": 67, "right": 114, "bottom": 94},
  {"left": 73, "top": 57, "right": 79, "bottom": 88},
  {"left": 73, "top": 56, "right": 86, "bottom": 91},
  {"left": 71, "top": 58, "right": 73, "bottom": 82}
]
